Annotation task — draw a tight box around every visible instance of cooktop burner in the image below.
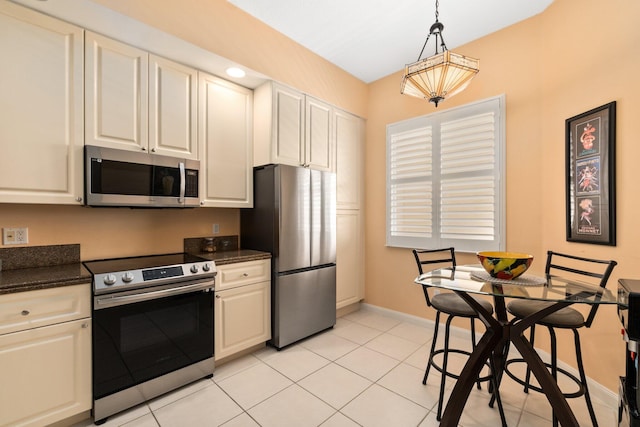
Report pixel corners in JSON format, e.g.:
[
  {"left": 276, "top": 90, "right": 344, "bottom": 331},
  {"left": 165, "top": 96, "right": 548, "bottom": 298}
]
[{"left": 84, "top": 253, "right": 215, "bottom": 295}]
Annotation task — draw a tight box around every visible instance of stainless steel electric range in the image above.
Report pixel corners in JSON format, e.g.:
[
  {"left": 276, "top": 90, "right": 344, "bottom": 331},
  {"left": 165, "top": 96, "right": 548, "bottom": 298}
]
[{"left": 83, "top": 253, "right": 216, "bottom": 424}]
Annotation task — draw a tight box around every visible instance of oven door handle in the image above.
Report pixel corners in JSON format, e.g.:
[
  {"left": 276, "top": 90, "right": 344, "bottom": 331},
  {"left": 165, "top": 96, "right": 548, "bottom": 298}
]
[{"left": 94, "top": 280, "right": 213, "bottom": 309}]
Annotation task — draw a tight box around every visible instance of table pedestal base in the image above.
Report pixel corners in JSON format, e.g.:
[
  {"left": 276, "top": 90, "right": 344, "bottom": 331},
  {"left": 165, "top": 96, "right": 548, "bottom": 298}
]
[{"left": 438, "top": 291, "right": 579, "bottom": 427}]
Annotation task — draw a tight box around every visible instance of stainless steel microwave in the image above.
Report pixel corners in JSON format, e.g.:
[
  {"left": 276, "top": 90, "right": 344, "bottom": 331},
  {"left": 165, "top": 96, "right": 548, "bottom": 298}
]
[{"left": 85, "top": 145, "right": 200, "bottom": 208}]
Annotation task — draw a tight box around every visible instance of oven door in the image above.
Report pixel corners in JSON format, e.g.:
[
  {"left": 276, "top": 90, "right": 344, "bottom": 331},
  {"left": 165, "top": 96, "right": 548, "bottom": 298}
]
[{"left": 92, "top": 280, "right": 214, "bottom": 401}]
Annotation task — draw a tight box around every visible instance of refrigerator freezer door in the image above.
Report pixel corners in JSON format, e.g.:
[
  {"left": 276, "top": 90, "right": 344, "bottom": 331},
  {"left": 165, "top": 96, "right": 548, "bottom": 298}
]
[
  {"left": 277, "top": 165, "right": 311, "bottom": 271},
  {"left": 311, "top": 170, "right": 337, "bottom": 266},
  {"left": 271, "top": 266, "right": 336, "bottom": 348}
]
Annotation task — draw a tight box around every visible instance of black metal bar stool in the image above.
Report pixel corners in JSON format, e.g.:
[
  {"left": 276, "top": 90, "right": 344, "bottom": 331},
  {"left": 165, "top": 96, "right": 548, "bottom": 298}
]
[
  {"left": 503, "top": 250, "right": 617, "bottom": 427},
  {"left": 413, "top": 248, "right": 505, "bottom": 423}
]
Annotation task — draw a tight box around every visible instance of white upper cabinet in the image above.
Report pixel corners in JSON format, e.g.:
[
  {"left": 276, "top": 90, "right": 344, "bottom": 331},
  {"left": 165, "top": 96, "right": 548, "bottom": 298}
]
[
  {"left": 86, "top": 32, "right": 198, "bottom": 159},
  {"left": 254, "top": 81, "right": 334, "bottom": 171},
  {"left": 85, "top": 32, "right": 148, "bottom": 153},
  {"left": 335, "top": 109, "right": 364, "bottom": 210},
  {"left": 0, "top": 2, "right": 84, "bottom": 205},
  {"left": 306, "top": 96, "right": 334, "bottom": 171},
  {"left": 199, "top": 72, "right": 253, "bottom": 208},
  {"left": 149, "top": 55, "right": 198, "bottom": 158}
]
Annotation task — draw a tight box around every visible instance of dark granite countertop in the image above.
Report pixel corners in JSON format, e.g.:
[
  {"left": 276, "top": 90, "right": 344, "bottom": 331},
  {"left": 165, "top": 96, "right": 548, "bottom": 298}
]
[
  {"left": 183, "top": 236, "right": 271, "bottom": 266},
  {"left": 0, "top": 240, "right": 270, "bottom": 295},
  {"left": 196, "top": 249, "right": 271, "bottom": 266},
  {"left": 0, "top": 244, "right": 90, "bottom": 295},
  {"left": 0, "top": 263, "right": 91, "bottom": 295}
]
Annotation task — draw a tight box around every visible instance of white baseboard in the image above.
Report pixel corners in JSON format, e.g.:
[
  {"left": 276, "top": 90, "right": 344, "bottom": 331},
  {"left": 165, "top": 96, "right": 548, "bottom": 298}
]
[{"left": 358, "top": 302, "right": 618, "bottom": 410}]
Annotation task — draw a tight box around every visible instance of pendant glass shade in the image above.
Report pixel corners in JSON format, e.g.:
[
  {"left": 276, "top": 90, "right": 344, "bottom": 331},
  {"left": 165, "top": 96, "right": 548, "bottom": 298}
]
[
  {"left": 401, "top": 51, "right": 479, "bottom": 106},
  {"left": 400, "top": 1, "right": 479, "bottom": 107}
]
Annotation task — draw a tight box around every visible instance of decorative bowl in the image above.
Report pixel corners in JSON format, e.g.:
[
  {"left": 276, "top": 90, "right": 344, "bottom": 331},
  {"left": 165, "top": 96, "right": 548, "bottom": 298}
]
[{"left": 476, "top": 251, "right": 534, "bottom": 280}]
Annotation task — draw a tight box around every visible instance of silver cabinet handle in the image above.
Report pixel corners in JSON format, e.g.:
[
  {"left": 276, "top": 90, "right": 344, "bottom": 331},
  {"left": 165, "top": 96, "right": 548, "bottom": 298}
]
[{"left": 21, "top": 310, "right": 29, "bottom": 316}]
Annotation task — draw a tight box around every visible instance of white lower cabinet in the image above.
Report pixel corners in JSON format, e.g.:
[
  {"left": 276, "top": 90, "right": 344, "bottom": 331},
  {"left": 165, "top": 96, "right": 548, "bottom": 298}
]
[
  {"left": 214, "top": 260, "right": 271, "bottom": 360},
  {"left": 336, "top": 210, "right": 364, "bottom": 309},
  {"left": 0, "top": 284, "right": 91, "bottom": 427}
]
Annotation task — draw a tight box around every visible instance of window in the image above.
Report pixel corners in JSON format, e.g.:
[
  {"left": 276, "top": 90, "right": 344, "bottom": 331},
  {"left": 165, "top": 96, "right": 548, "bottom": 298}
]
[{"left": 386, "top": 95, "right": 505, "bottom": 252}]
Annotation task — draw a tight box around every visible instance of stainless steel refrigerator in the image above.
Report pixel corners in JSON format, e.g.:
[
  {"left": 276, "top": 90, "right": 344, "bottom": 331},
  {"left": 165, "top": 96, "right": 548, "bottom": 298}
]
[{"left": 241, "top": 164, "right": 336, "bottom": 349}]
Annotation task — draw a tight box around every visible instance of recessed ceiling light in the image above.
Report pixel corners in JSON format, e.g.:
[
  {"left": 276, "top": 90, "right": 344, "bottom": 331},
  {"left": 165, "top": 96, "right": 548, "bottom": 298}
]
[{"left": 226, "top": 67, "right": 246, "bottom": 78}]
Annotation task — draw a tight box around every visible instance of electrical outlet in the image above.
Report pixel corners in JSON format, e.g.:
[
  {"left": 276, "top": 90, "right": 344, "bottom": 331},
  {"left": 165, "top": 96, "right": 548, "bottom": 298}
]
[
  {"left": 213, "top": 224, "right": 219, "bottom": 234},
  {"left": 3, "top": 227, "right": 28, "bottom": 245}
]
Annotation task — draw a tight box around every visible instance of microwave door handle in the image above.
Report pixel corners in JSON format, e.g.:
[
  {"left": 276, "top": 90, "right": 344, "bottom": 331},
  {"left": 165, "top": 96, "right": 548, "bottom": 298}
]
[{"left": 179, "top": 162, "right": 185, "bottom": 203}]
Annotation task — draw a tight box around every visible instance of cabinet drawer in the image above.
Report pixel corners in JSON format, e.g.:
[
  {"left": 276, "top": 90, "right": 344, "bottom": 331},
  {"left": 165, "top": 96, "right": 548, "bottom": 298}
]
[
  {"left": 215, "top": 259, "right": 270, "bottom": 291},
  {"left": 0, "top": 284, "right": 91, "bottom": 335}
]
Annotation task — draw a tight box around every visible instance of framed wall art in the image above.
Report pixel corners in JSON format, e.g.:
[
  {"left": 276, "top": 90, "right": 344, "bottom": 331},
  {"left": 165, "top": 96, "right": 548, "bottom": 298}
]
[{"left": 565, "top": 101, "right": 616, "bottom": 245}]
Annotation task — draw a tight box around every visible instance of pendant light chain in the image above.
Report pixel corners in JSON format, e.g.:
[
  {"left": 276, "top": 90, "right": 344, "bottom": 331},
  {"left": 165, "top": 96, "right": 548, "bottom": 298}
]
[{"left": 417, "top": 0, "right": 439, "bottom": 61}]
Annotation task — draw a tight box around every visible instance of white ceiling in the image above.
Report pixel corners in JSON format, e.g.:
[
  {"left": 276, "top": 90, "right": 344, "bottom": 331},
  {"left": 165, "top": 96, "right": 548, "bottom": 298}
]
[{"left": 228, "top": 0, "right": 554, "bottom": 83}]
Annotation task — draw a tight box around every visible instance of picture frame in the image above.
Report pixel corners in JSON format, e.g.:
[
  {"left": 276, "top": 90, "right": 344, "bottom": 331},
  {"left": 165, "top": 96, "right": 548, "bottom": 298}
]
[{"left": 565, "top": 101, "right": 616, "bottom": 245}]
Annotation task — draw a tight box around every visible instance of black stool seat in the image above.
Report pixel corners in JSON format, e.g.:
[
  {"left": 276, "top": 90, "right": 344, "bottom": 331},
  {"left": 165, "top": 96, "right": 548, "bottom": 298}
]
[
  {"left": 432, "top": 293, "right": 494, "bottom": 317},
  {"left": 507, "top": 300, "right": 585, "bottom": 328}
]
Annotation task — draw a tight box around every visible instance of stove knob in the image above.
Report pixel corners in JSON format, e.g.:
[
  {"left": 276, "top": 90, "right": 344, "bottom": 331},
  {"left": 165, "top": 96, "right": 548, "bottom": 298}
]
[
  {"left": 202, "top": 263, "right": 211, "bottom": 272},
  {"left": 190, "top": 265, "right": 199, "bottom": 274},
  {"left": 104, "top": 274, "right": 117, "bottom": 286},
  {"left": 122, "top": 272, "right": 135, "bottom": 283}
]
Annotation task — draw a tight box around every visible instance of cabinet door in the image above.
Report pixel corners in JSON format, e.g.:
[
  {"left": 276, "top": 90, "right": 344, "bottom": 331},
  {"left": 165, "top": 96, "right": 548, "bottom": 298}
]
[
  {"left": 199, "top": 73, "right": 253, "bottom": 207},
  {"left": 336, "top": 210, "right": 364, "bottom": 309},
  {"left": 272, "top": 83, "right": 304, "bottom": 167},
  {"left": 0, "top": 2, "right": 84, "bottom": 205},
  {"left": 215, "top": 281, "right": 271, "bottom": 360},
  {"left": 0, "top": 318, "right": 91, "bottom": 427},
  {"left": 305, "top": 96, "right": 334, "bottom": 171},
  {"left": 335, "top": 109, "right": 364, "bottom": 209},
  {"left": 85, "top": 32, "right": 148, "bottom": 152},
  {"left": 149, "top": 55, "right": 198, "bottom": 159}
]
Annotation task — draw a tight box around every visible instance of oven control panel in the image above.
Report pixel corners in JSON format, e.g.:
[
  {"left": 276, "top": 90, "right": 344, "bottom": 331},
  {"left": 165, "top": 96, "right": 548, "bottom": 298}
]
[{"left": 92, "top": 260, "right": 216, "bottom": 294}]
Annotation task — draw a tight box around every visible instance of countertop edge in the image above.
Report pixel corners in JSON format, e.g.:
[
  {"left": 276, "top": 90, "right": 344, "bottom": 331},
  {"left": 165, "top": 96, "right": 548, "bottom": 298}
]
[{"left": 0, "top": 250, "right": 272, "bottom": 295}]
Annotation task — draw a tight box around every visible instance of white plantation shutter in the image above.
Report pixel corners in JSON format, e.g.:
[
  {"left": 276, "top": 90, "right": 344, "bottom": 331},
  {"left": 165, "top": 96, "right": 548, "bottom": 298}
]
[
  {"left": 386, "top": 96, "right": 505, "bottom": 251},
  {"left": 387, "top": 120, "right": 433, "bottom": 248}
]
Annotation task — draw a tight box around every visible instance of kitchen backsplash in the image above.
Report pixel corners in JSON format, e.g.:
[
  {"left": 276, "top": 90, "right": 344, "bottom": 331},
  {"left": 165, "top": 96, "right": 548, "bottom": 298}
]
[{"left": 0, "top": 244, "right": 80, "bottom": 271}]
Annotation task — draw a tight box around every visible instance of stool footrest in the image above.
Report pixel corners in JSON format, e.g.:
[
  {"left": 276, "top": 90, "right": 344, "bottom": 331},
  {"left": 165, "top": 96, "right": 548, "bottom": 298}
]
[
  {"left": 503, "top": 358, "right": 586, "bottom": 398},
  {"left": 429, "top": 348, "right": 494, "bottom": 383}
]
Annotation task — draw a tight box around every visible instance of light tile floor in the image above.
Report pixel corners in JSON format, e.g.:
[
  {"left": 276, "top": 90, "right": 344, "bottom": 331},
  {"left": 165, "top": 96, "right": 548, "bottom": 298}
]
[{"left": 75, "top": 309, "right": 617, "bottom": 427}]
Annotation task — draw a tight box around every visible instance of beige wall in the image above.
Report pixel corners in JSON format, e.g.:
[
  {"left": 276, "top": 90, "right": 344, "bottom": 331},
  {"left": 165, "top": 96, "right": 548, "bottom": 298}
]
[
  {"left": 365, "top": 0, "right": 640, "bottom": 391},
  {"left": 2, "top": 0, "right": 638, "bottom": 393}
]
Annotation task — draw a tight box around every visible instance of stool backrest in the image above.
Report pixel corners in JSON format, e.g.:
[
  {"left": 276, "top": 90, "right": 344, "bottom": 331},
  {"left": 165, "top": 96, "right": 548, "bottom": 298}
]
[
  {"left": 412, "top": 248, "right": 456, "bottom": 307},
  {"left": 545, "top": 250, "right": 617, "bottom": 327}
]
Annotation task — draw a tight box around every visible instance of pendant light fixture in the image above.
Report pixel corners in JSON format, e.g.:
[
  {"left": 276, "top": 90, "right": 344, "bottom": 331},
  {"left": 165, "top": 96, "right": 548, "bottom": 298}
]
[{"left": 400, "top": 0, "right": 479, "bottom": 107}]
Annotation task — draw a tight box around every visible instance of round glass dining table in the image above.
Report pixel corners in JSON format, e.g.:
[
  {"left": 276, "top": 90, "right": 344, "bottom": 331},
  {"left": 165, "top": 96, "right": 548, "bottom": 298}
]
[{"left": 415, "top": 264, "right": 617, "bottom": 427}]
